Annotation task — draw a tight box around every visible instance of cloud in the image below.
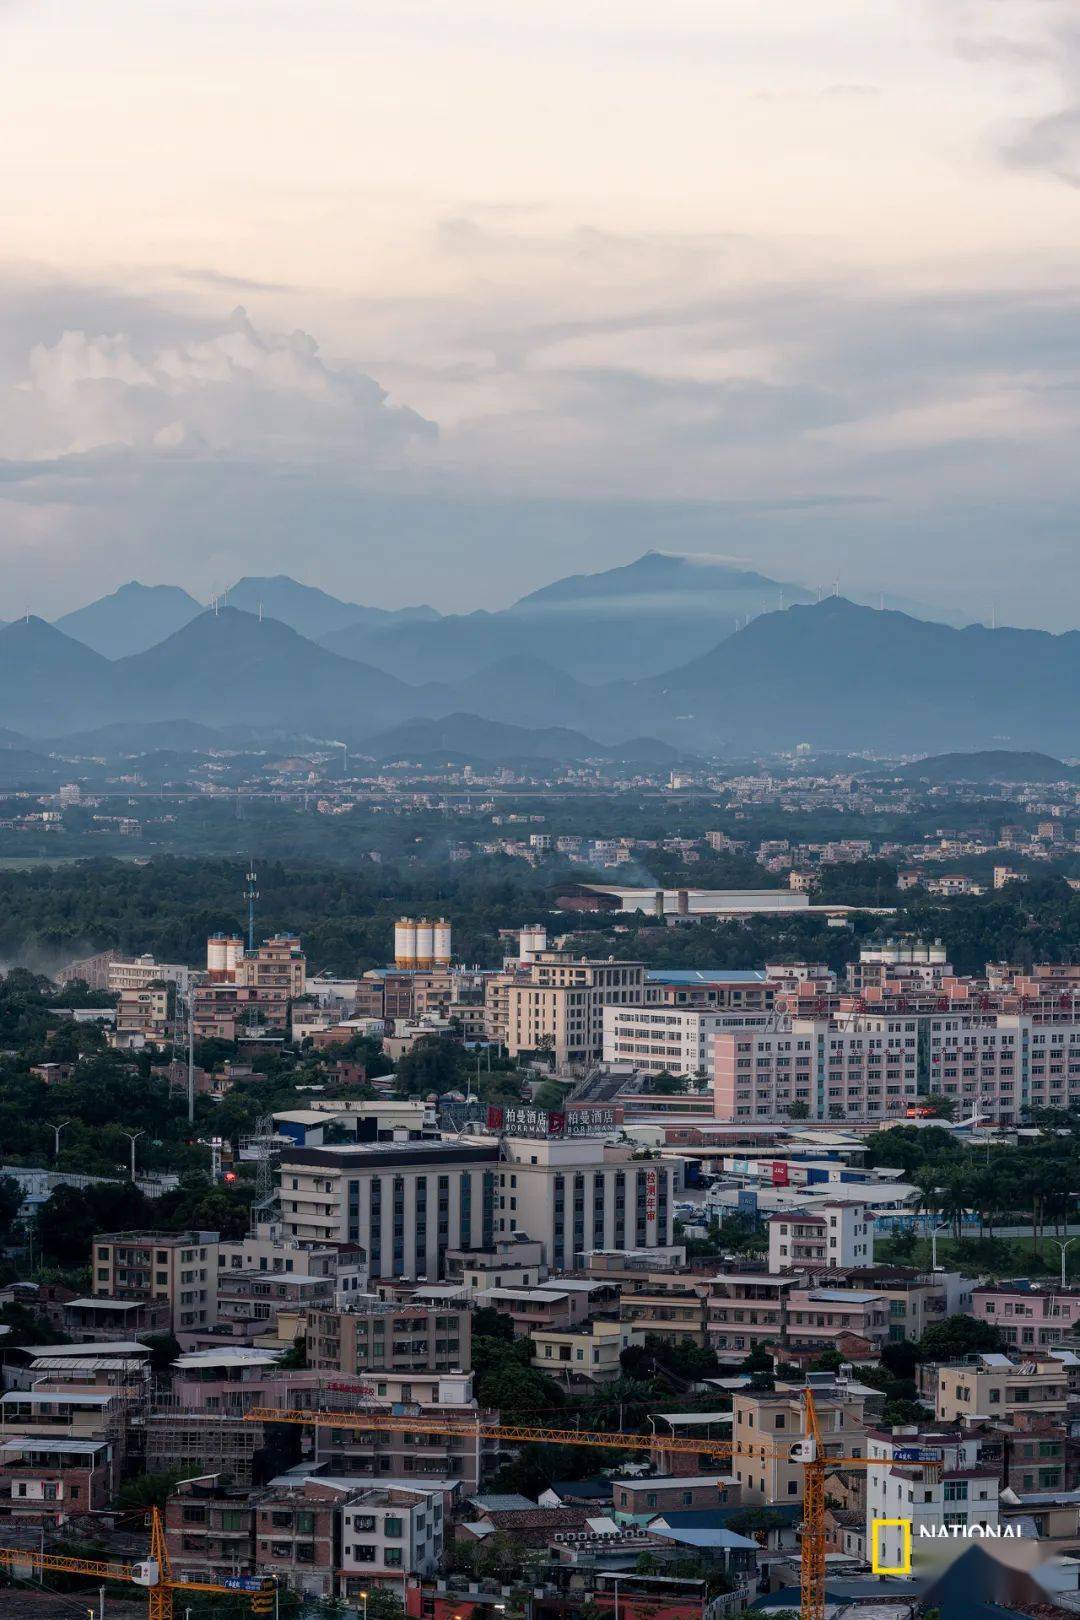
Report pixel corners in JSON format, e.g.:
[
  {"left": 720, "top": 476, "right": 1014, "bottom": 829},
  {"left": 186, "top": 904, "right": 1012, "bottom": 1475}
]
[
  {"left": 931, "top": 0, "right": 1080, "bottom": 185},
  {"left": 1, "top": 307, "right": 436, "bottom": 464},
  {"left": 1003, "top": 104, "right": 1080, "bottom": 185}
]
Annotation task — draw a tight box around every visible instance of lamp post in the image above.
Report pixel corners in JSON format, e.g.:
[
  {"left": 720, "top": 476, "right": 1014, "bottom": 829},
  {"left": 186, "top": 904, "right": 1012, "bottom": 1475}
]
[
  {"left": 121, "top": 1129, "right": 144, "bottom": 1183},
  {"left": 358, "top": 1591, "right": 367, "bottom": 1620},
  {"left": 52, "top": 1120, "right": 71, "bottom": 1160},
  {"left": 930, "top": 1220, "right": 950, "bottom": 1272},
  {"left": 1050, "top": 1237, "right": 1079, "bottom": 1289}
]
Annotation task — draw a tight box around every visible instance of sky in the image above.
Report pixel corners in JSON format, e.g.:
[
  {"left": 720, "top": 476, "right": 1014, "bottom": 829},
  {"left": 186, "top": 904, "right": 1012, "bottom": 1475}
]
[{"left": 3, "top": 0, "right": 1080, "bottom": 623}]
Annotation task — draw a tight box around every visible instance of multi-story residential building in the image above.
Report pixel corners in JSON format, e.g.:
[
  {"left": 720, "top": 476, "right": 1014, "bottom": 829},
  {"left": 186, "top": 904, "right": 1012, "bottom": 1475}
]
[
  {"left": 927, "top": 1014, "right": 1080, "bottom": 1120},
  {"left": 107, "top": 954, "right": 195, "bottom": 995},
  {"left": 484, "top": 951, "right": 646, "bottom": 1066},
  {"left": 613, "top": 1473, "right": 742, "bottom": 1523},
  {"left": 218, "top": 1224, "right": 368, "bottom": 1306},
  {"left": 933, "top": 1354, "right": 1069, "bottom": 1422},
  {"left": 308, "top": 1380, "right": 495, "bottom": 1493},
  {"left": 115, "top": 983, "right": 175, "bottom": 1041},
  {"left": 767, "top": 1203, "right": 873, "bottom": 1271},
  {"left": 193, "top": 932, "right": 306, "bottom": 1038},
  {"left": 603, "top": 1006, "right": 770, "bottom": 1076},
  {"left": 715, "top": 1016, "right": 920, "bottom": 1123},
  {"left": 0, "top": 1436, "right": 116, "bottom": 1520},
  {"left": 976, "top": 1414, "right": 1070, "bottom": 1494},
  {"left": 215, "top": 1270, "right": 338, "bottom": 1339},
  {"left": 252, "top": 1481, "right": 342, "bottom": 1597},
  {"left": 706, "top": 1272, "right": 802, "bottom": 1359},
  {"left": 866, "top": 1426, "right": 999, "bottom": 1573},
  {"left": 92, "top": 1229, "right": 219, "bottom": 1334},
  {"left": 307, "top": 1298, "right": 471, "bottom": 1375},
  {"left": 784, "top": 1285, "right": 889, "bottom": 1356},
  {"left": 278, "top": 1137, "right": 682, "bottom": 1276},
  {"left": 167, "top": 1468, "right": 447, "bottom": 1595},
  {"left": 839, "top": 1267, "right": 972, "bottom": 1343},
  {"left": 971, "top": 1280, "right": 1080, "bottom": 1350},
  {"left": 338, "top": 1485, "right": 444, "bottom": 1597},
  {"left": 445, "top": 1236, "right": 547, "bottom": 1292},
  {"left": 618, "top": 1274, "right": 711, "bottom": 1347},
  {"left": 731, "top": 1374, "right": 881, "bottom": 1502},
  {"left": 479, "top": 1284, "right": 591, "bottom": 1335},
  {"left": 531, "top": 1318, "right": 639, "bottom": 1383},
  {"left": 166, "top": 1477, "right": 262, "bottom": 1585}
]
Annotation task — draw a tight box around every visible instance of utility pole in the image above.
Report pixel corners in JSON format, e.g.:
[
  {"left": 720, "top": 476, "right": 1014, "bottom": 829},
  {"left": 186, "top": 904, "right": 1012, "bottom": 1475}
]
[
  {"left": 52, "top": 1120, "right": 72, "bottom": 1160},
  {"left": 122, "top": 1129, "right": 145, "bottom": 1183}
]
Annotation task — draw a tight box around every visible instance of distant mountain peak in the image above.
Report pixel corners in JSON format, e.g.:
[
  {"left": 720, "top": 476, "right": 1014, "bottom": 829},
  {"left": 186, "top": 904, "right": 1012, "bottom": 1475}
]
[{"left": 54, "top": 581, "right": 203, "bottom": 659}]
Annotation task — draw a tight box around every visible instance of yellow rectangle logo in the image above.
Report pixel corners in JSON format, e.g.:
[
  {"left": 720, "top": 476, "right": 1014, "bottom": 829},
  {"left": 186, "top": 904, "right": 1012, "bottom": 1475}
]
[{"left": 871, "top": 1517, "right": 912, "bottom": 1575}]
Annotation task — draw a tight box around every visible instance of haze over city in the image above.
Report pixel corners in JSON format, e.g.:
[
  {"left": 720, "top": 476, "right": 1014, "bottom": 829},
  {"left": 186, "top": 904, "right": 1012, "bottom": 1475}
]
[{"left": 4, "top": 0, "right": 1080, "bottom": 621}]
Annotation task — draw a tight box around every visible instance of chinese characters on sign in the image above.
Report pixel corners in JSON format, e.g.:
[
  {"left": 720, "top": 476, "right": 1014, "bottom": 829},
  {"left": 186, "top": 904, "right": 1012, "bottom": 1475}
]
[{"left": 485, "top": 1105, "right": 617, "bottom": 1138}]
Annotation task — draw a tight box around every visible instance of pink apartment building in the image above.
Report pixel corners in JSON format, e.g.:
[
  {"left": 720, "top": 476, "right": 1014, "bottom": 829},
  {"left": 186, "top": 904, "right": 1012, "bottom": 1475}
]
[
  {"left": 972, "top": 1282, "right": 1080, "bottom": 1351},
  {"left": 714, "top": 1017, "right": 919, "bottom": 1123}
]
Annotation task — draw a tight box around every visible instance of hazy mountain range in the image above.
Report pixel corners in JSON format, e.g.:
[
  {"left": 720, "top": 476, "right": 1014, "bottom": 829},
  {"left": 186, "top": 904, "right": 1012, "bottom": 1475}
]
[{"left": 2, "top": 553, "right": 1079, "bottom": 760}]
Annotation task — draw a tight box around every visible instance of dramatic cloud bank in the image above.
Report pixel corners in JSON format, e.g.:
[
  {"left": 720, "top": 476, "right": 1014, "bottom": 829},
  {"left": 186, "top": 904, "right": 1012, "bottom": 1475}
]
[{"left": 8, "top": 310, "right": 434, "bottom": 463}]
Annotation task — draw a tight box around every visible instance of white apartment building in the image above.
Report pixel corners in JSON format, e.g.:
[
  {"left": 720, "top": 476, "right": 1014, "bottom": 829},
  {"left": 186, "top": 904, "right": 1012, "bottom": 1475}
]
[
  {"left": 497, "top": 1137, "right": 683, "bottom": 1270},
  {"left": 768, "top": 1203, "right": 873, "bottom": 1271},
  {"left": 485, "top": 952, "right": 646, "bottom": 1066},
  {"left": 279, "top": 1137, "right": 683, "bottom": 1277},
  {"left": 867, "top": 1428, "right": 999, "bottom": 1573},
  {"left": 339, "top": 1485, "right": 443, "bottom": 1589},
  {"left": 218, "top": 1223, "right": 367, "bottom": 1306},
  {"left": 603, "top": 1006, "right": 769, "bottom": 1076},
  {"left": 107, "top": 954, "right": 195, "bottom": 995},
  {"left": 715, "top": 1016, "right": 920, "bottom": 1123}
]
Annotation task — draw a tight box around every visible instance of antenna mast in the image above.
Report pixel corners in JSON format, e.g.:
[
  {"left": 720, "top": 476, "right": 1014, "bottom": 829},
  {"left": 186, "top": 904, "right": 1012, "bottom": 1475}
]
[{"left": 244, "top": 861, "right": 259, "bottom": 952}]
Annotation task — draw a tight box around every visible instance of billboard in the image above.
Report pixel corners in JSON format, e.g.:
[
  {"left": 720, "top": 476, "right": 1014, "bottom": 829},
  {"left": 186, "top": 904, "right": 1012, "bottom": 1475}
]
[{"left": 486, "top": 1104, "right": 617, "bottom": 1138}]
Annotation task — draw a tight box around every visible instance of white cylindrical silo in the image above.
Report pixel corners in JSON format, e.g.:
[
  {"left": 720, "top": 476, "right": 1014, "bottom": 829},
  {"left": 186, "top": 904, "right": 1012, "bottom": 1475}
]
[
  {"left": 207, "top": 934, "right": 227, "bottom": 974},
  {"left": 224, "top": 935, "right": 245, "bottom": 976},
  {"left": 415, "top": 918, "right": 434, "bottom": 969},
  {"left": 519, "top": 924, "right": 547, "bottom": 963},
  {"left": 395, "top": 918, "right": 418, "bottom": 969},
  {"left": 433, "top": 918, "right": 452, "bottom": 966}
]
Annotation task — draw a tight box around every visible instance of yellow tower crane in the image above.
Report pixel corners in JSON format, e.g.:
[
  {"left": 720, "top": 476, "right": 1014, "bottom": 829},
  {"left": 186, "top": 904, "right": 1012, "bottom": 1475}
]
[
  {"left": 0, "top": 1505, "right": 276, "bottom": 1618},
  {"left": 245, "top": 1389, "right": 932, "bottom": 1620}
]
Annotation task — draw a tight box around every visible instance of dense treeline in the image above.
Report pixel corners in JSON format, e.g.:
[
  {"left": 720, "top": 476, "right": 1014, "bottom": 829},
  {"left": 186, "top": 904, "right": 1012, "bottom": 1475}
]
[
  {"left": 866, "top": 1119, "right": 1080, "bottom": 1253},
  {"left": 1, "top": 853, "right": 1080, "bottom": 980}
]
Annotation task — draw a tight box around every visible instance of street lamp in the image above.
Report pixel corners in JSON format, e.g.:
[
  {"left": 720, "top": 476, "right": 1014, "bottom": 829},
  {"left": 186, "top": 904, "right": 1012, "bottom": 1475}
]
[
  {"left": 52, "top": 1120, "right": 71, "bottom": 1160},
  {"left": 121, "top": 1129, "right": 144, "bottom": 1183},
  {"left": 930, "top": 1220, "right": 950, "bottom": 1272},
  {"left": 357, "top": 1591, "right": 367, "bottom": 1620},
  {"left": 1050, "top": 1237, "right": 1079, "bottom": 1289}
]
